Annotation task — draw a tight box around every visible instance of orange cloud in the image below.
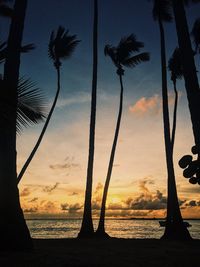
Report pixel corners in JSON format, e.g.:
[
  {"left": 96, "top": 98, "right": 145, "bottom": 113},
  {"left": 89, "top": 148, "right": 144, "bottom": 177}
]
[{"left": 129, "top": 93, "right": 177, "bottom": 117}]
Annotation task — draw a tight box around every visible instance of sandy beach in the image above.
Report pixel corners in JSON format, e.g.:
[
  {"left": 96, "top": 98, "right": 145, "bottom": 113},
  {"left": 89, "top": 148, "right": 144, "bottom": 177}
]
[{"left": 0, "top": 238, "right": 199, "bottom": 267}]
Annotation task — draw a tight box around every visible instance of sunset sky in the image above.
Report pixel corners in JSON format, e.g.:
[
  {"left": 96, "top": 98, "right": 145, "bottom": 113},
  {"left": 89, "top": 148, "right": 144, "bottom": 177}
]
[{"left": 1, "top": 0, "right": 200, "bottom": 219}]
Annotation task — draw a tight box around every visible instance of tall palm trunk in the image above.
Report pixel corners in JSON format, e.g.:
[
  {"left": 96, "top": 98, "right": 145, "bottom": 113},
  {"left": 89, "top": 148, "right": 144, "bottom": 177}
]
[
  {"left": 78, "top": 0, "right": 98, "bottom": 238},
  {"left": 0, "top": 0, "right": 32, "bottom": 249},
  {"left": 96, "top": 71, "right": 124, "bottom": 237},
  {"left": 158, "top": 18, "right": 191, "bottom": 240},
  {"left": 17, "top": 66, "right": 61, "bottom": 184},
  {"left": 172, "top": 0, "right": 200, "bottom": 153},
  {"left": 171, "top": 80, "right": 178, "bottom": 154}
]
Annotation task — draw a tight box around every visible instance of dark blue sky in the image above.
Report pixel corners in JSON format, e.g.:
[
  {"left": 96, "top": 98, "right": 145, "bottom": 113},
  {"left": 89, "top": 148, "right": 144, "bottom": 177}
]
[{"left": 1, "top": 0, "right": 200, "bottom": 120}]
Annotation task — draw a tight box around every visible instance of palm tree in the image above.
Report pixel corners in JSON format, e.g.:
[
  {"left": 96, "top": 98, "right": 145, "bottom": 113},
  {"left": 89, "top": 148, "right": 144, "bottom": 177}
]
[
  {"left": 152, "top": 0, "right": 191, "bottom": 240},
  {"left": 191, "top": 17, "right": 200, "bottom": 54},
  {"left": 171, "top": 0, "right": 200, "bottom": 163},
  {"left": 78, "top": 0, "right": 98, "bottom": 238},
  {"left": 95, "top": 35, "right": 149, "bottom": 237},
  {"left": 0, "top": 0, "right": 33, "bottom": 250},
  {"left": 168, "top": 47, "right": 183, "bottom": 152},
  {"left": 17, "top": 26, "right": 80, "bottom": 183}
]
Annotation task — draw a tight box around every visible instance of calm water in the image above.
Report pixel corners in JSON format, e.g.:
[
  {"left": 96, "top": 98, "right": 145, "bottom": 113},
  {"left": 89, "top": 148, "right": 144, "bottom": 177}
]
[{"left": 26, "top": 219, "right": 200, "bottom": 239}]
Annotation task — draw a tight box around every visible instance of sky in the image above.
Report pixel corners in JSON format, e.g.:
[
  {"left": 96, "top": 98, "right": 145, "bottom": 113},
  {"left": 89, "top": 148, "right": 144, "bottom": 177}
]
[{"left": 1, "top": 0, "right": 200, "bottom": 219}]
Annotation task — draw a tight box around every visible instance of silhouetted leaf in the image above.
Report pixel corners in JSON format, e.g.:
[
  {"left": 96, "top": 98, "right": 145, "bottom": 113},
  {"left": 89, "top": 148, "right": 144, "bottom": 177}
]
[
  {"left": 183, "top": 161, "right": 198, "bottom": 178},
  {"left": 179, "top": 155, "right": 193, "bottom": 169},
  {"left": 17, "top": 77, "right": 46, "bottom": 133},
  {"left": 191, "top": 145, "right": 198, "bottom": 154},
  {"left": 122, "top": 52, "right": 150, "bottom": 68},
  {"left": 189, "top": 176, "right": 198, "bottom": 184}
]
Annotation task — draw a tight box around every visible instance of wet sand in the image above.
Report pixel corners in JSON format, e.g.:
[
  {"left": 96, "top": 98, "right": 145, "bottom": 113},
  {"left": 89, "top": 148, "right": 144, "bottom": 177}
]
[{"left": 0, "top": 238, "right": 199, "bottom": 266}]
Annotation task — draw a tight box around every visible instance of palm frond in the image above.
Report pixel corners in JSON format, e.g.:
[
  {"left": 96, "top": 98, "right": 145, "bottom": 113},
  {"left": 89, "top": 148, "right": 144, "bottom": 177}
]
[
  {"left": 152, "top": 0, "right": 173, "bottom": 22},
  {"left": 117, "top": 34, "right": 144, "bottom": 62},
  {"left": 191, "top": 18, "right": 200, "bottom": 53},
  {"left": 17, "top": 78, "right": 46, "bottom": 133},
  {"left": 122, "top": 52, "right": 150, "bottom": 68},
  {"left": 21, "top": 43, "right": 36, "bottom": 53},
  {"left": 48, "top": 26, "right": 80, "bottom": 65},
  {"left": 168, "top": 47, "right": 183, "bottom": 81},
  {"left": 104, "top": 44, "right": 118, "bottom": 67}
]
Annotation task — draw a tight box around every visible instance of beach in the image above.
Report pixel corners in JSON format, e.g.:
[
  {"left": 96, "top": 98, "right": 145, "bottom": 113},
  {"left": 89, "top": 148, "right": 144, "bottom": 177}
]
[{"left": 0, "top": 238, "right": 199, "bottom": 267}]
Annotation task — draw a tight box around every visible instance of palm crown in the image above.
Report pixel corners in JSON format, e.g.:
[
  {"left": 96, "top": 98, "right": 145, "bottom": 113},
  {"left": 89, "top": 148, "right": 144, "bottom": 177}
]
[
  {"left": 48, "top": 26, "right": 80, "bottom": 69},
  {"left": 168, "top": 47, "right": 183, "bottom": 82},
  {"left": 152, "top": 0, "right": 173, "bottom": 22},
  {"left": 104, "top": 34, "right": 150, "bottom": 75}
]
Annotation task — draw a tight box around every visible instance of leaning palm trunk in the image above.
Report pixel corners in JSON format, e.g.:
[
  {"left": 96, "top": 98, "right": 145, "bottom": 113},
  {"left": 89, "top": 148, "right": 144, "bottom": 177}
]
[
  {"left": 158, "top": 18, "right": 191, "bottom": 240},
  {"left": 0, "top": 0, "right": 32, "bottom": 249},
  {"left": 172, "top": 0, "right": 200, "bottom": 154},
  {"left": 17, "top": 66, "right": 61, "bottom": 184},
  {"left": 171, "top": 80, "right": 178, "bottom": 154},
  {"left": 78, "top": 0, "right": 98, "bottom": 238},
  {"left": 96, "top": 70, "right": 124, "bottom": 237}
]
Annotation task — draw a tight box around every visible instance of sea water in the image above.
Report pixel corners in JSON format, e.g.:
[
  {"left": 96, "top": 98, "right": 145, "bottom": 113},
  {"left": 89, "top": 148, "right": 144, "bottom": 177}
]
[{"left": 26, "top": 219, "right": 200, "bottom": 239}]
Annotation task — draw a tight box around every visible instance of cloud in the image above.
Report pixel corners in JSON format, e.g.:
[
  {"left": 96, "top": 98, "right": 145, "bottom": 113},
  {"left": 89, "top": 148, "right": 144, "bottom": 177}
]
[
  {"left": 60, "top": 203, "right": 82, "bottom": 214},
  {"left": 20, "top": 187, "right": 31, "bottom": 197},
  {"left": 57, "top": 92, "right": 91, "bottom": 108},
  {"left": 29, "top": 197, "right": 38, "bottom": 203},
  {"left": 49, "top": 157, "right": 80, "bottom": 173},
  {"left": 43, "top": 183, "right": 59, "bottom": 193},
  {"left": 185, "top": 200, "right": 200, "bottom": 207},
  {"left": 125, "top": 190, "right": 167, "bottom": 210},
  {"left": 24, "top": 207, "right": 38, "bottom": 213},
  {"left": 129, "top": 95, "right": 161, "bottom": 116},
  {"left": 129, "top": 93, "right": 176, "bottom": 117},
  {"left": 94, "top": 182, "right": 103, "bottom": 195}
]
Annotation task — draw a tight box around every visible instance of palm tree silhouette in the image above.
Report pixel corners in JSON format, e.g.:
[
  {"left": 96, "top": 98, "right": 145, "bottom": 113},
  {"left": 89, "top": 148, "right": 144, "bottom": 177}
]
[
  {"left": 168, "top": 47, "right": 183, "bottom": 153},
  {"left": 191, "top": 18, "right": 200, "bottom": 54},
  {"left": 172, "top": 0, "right": 200, "bottom": 166},
  {"left": 1, "top": 0, "right": 33, "bottom": 250},
  {"left": 17, "top": 26, "right": 80, "bottom": 183},
  {"left": 78, "top": 0, "right": 98, "bottom": 238},
  {"left": 95, "top": 35, "right": 149, "bottom": 237},
  {"left": 152, "top": 0, "right": 191, "bottom": 240}
]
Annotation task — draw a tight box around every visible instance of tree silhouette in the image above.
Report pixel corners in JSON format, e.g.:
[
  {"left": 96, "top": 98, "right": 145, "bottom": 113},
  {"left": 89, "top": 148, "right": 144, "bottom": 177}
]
[
  {"left": 168, "top": 47, "right": 183, "bottom": 152},
  {"left": 171, "top": 0, "right": 200, "bottom": 176},
  {"left": 95, "top": 35, "right": 149, "bottom": 238},
  {"left": 152, "top": 0, "right": 191, "bottom": 240},
  {"left": 78, "top": 0, "right": 98, "bottom": 238},
  {"left": 17, "top": 26, "right": 80, "bottom": 183},
  {"left": 0, "top": 0, "right": 33, "bottom": 250}
]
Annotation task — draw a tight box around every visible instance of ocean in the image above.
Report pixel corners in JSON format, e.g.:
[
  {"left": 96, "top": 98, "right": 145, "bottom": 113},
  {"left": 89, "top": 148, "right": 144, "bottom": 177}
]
[{"left": 26, "top": 219, "right": 200, "bottom": 239}]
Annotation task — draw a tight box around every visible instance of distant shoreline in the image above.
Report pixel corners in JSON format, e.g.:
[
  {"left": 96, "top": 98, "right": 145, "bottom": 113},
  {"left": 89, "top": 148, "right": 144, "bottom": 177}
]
[{"left": 25, "top": 217, "right": 200, "bottom": 221}]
